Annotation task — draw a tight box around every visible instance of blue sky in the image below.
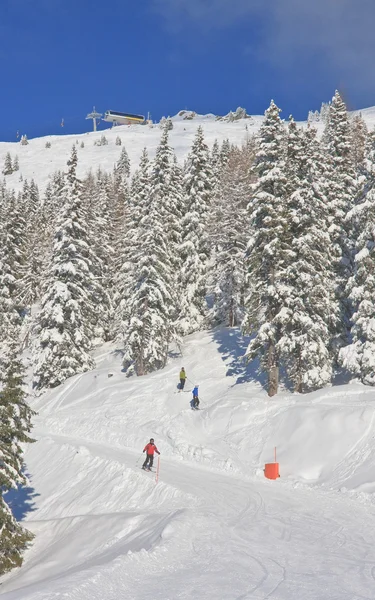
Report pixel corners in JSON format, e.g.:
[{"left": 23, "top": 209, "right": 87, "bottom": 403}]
[{"left": 1, "top": 0, "right": 374, "bottom": 141}]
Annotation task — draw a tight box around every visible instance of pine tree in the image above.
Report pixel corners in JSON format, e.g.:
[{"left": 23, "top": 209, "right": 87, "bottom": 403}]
[
  {"left": 340, "top": 179, "right": 375, "bottom": 384},
  {"left": 323, "top": 90, "right": 359, "bottom": 347},
  {"left": 277, "top": 121, "right": 340, "bottom": 392},
  {"left": 122, "top": 138, "right": 178, "bottom": 375},
  {"left": 350, "top": 113, "right": 368, "bottom": 172},
  {"left": 243, "top": 100, "right": 287, "bottom": 396},
  {"left": 20, "top": 135, "right": 28, "bottom": 146},
  {"left": 114, "top": 149, "right": 151, "bottom": 337},
  {"left": 211, "top": 139, "right": 221, "bottom": 183},
  {"left": 115, "top": 136, "right": 122, "bottom": 146},
  {"left": 33, "top": 147, "right": 98, "bottom": 389},
  {"left": 179, "top": 126, "right": 214, "bottom": 334},
  {"left": 115, "top": 147, "right": 130, "bottom": 182},
  {"left": 0, "top": 189, "right": 26, "bottom": 343},
  {"left": 2, "top": 152, "right": 13, "bottom": 175},
  {"left": 0, "top": 332, "right": 35, "bottom": 575},
  {"left": 209, "top": 147, "right": 252, "bottom": 326},
  {"left": 220, "top": 139, "right": 231, "bottom": 167}
]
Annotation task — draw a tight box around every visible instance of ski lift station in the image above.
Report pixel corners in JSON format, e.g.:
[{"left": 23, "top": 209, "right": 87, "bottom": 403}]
[{"left": 103, "top": 110, "right": 146, "bottom": 125}]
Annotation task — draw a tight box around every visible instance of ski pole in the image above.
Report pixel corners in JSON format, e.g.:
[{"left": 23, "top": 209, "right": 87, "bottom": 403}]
[{"left": 136, "top": 453, "right": 143, "bottom": 467}]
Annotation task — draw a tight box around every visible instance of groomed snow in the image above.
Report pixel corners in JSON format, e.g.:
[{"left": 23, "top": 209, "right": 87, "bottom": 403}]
[
  {"left": 0, "top": 115, "right": 263, "bottom": 195},
  {"left": 2, "top": 329, "right": 375, "bottom": 599}
]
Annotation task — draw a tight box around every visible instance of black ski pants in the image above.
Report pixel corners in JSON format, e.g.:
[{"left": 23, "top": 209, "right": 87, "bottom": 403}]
[
  {"left": 143, "top": 453, "right": 154, "bottom": 469},
  {"left": 180, "top": 378, "right": 186, "bottom": 390}
]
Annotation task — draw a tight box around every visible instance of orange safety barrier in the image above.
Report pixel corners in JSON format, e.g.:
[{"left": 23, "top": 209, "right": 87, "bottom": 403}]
[{"left": 264, "top": 447, "right": 280, "bottom": 480}]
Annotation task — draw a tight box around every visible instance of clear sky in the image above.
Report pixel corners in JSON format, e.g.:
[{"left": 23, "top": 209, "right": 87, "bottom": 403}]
[{"left": 1, "top": 0, "right": 374, "bottom": 141}]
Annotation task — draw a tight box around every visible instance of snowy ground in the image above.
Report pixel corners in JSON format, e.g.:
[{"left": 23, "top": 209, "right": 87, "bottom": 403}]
[
  {"left": 0, "top": 114, "right": 262, "bottom": 194},
  {"left": 1, "top": 329, "right": 375, "bottom": 599},
  {"left": 2, "top": 105, "right": 375, "bottom": 197}
]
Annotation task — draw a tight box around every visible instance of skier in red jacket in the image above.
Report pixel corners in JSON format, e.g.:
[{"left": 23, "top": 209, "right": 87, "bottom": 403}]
[{"left": 142, "top": 438, "right": 160, "bottom": 470}]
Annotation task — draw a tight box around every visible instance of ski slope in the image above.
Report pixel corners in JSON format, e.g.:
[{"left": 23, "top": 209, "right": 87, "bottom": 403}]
[
  {"left": 1, "top": 105, "right": 375, "bottom": 198},
  {"left": 2, "top": 329, "right": 375, "bottom": 599},
  {"left": 0, "top": 113, "right": 262, "bottom": 195}
]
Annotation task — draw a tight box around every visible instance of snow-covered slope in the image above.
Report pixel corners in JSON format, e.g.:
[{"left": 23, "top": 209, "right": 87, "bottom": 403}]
[
  {"left": 2, "top": 329, "right": 375, "bottom": 599},
  {"left": 0, "top": 114, "right": 263, "bottom": 194},
  {"left": 2, "top": 104, "right": 375, "bottom": 197}
]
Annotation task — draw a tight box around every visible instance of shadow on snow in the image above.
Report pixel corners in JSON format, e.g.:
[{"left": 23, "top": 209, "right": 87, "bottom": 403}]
[
  {"left": 4, "top": 470, "right": 39, "bottom": 521},
  {"left": 211, "top": 327, "right": 268, "bottom": 390}
]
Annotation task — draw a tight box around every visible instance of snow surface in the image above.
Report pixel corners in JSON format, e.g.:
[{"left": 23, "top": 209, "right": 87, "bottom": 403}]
[
  {"left": 0, "top": 114, "right": 263, "bottom": 194},
  {"left": 2, "top": 105, "right": 375, "bottom": 197},
  {"left": 2, "top": 329, "right": 375, "bottom": 599}
]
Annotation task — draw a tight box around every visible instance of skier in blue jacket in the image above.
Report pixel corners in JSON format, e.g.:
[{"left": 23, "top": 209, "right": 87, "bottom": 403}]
[{"left": 191, "top": 385, "right": 199, "bottom": 409}]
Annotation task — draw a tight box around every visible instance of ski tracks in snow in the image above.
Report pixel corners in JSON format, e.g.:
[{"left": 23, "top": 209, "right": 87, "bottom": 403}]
[{"left": 6, "top": 429, "right": 375, "bottom": 599}]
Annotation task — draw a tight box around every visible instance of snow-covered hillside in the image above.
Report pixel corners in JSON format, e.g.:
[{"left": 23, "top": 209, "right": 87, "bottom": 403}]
[
  {"left": 2, "top": 104, "right": 375, "bottom": 196},
  {"left": 0, "top": 113, "right": 262, "bottom": 194},
  {"left": 2, "top": 329, "right": 375, "bottom": 599}
]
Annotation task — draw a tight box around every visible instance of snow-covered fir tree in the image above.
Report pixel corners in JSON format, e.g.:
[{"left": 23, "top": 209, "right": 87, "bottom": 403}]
[
  {"left": 323, "top": 91, "right": 359, "bottom": 347},
  {"left": 0, "top": 189, "right": 25, "bottom": 344},
  {"left": 350, "top": 113, "right": 368, "bottom": 173},
  {"left": 220, "top": 138, "right": 231, "bottom": 167},
  {"left": 340, "top": 169, "right": 375, "bottom": 385},
  {"left": 179, "top": 126, "right": 214, "bottom": 334},
  {"left": 0, "top": 332, "right": 35, "bottom": 575},
  {"left": 277, "top": 120, "right": 340, "bottom": 392},
  {"left": 122, "top": 135, "right": 179, "bottom": 375},
  {"left": 243, "top": 100, "right": 288, "bottom": 397},
  {"left": 208, "top": 145, "right": 253, "bottom": 326},
  {"left": 113, "top": 149, "right": 151, "bottom": 337},
  {"left": 33, "top": 147, "right": 100, "bottom": 389},
  {"left": 2, "top": 153, "right": 13, "bottom": 176},
  {"left": 115, "top": 147, "right": 130, "bottom": 182}
]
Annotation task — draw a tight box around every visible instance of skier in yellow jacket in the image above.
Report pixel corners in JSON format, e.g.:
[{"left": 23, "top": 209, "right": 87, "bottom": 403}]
[{"left": 179, "top": 367, "right": 187, "bottom": 391}]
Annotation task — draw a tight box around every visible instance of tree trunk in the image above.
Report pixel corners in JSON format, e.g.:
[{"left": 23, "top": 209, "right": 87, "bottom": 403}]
[
  {"left": 296, "top": 352, "right": 303, "bottom": 393},
  {"left": 229, "top": 297, "right": 234, "bottom": 327}
]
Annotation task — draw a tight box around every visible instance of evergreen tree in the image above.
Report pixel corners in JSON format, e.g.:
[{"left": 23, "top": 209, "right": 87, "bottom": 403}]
[
  {"left": 33, "top": 147, "right": 98, "bottom": 389},
  {"left": 209, "top": 147, "right": 252, "bottom": 326},
  {"left": 323, "top": 90, "right": 359, "bottom": 346},
  {"left": 243, "top": 100, "right": 287, "bottom": 396},
  {"left": 115, "top": 147, "right": 130, "bottom": 182},
  {"left": 211, "top": 139, "right": 221, "bottom": 183},
  {"left": 0, "top": 189, "right": 25, "bottom": 343},
  {"left": 277, "top": 121, "right": 340, "bottom": 391},
  {"left": 0, "top": 333, "right": 35, "bottom": 575},
  {"left": 351, "top": 113, "right": 368, "bottom": 173},
  {"left": 114, "top": 149, "right": 151, "bottom": 337},
  {"left": 20, "top": 135, "right": 28, "bottom": 146},
  {"left": 179, "top": 126, "right": 214, "bottom": 334},
  {"left": 220, "top": 139, "right": 231, "bottom": 167},
  {"left": 2, "top": 152, "right": 13, "bottom": 176},
  {"left": 340, "top": 182, "right": 375, "bottom": 384},
  {"left": 122, "top": 139, "right": 178, "bottom": 374}
]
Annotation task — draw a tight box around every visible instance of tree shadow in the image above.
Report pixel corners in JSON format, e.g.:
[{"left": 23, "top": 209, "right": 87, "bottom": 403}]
[
  {"left": 4, "top": 470, "right": 39, "bottom": 521},
  {"left": 211, "top": 327, "right": 268, "bottom": 390},
  {"left": 332, "top": 366, "right": 353, "bottom": 386}
]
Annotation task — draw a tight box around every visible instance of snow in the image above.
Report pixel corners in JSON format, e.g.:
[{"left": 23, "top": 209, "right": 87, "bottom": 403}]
[
  {"left": 2, "top": 329, "right": 375, "bottom": 599},
  {"left": 3, "top": 106, "right": 375, "bottom": 597},
  {"left": 0, "top": 116, "right": 263, "bottom": 195}
]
